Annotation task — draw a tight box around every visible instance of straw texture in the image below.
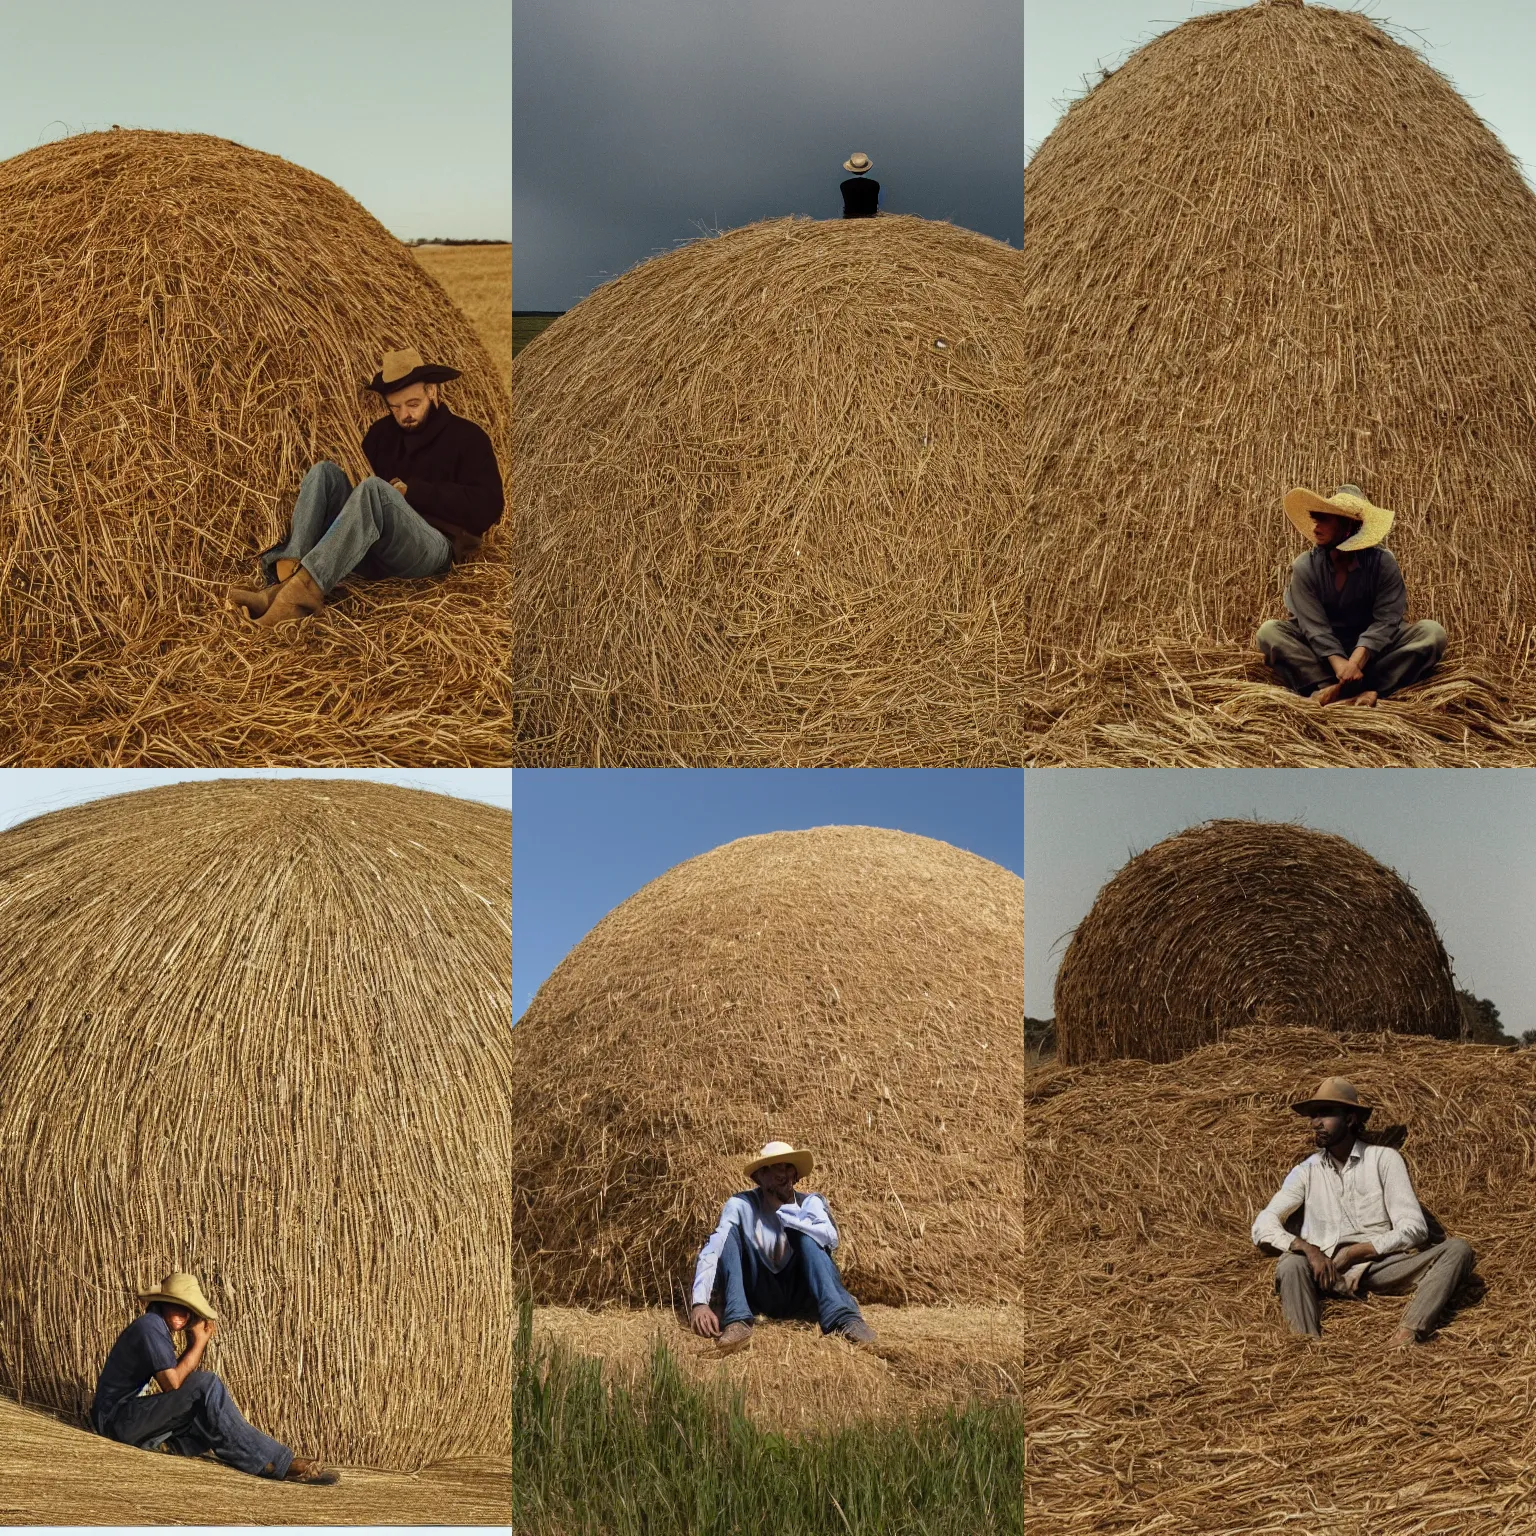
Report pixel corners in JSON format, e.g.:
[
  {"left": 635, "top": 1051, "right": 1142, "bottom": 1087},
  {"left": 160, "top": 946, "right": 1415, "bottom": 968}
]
[
  {"left": 1016, "top": 0, "right": 1536, "bottom": 765},
  {"left": 512, "top": 216, "right": 1031, "bottom": 766},
  {"left": 511, "top": 826, "right": 1025, "bottom": 1305},
  {"left": 0, "top": 129, "right": 511, "bottom": 765},
  {"left": 0, "top": 778, "right": 514, "bottom": 1471},
  {"left": 1054, "top": 818, "right": 1459, "bottom": 1064},
  {"left": 1025, "top": 1025, "right": 1536, "bottom": 1533}
]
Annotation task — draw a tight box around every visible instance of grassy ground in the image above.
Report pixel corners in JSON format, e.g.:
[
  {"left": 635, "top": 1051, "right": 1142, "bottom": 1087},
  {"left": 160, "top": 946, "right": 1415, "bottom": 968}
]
[
  {"left": 513, "top": 313, "right": 561, "bottom": 356},
  {"left": 0, "top": 1393, "right": 508, "bottom": 1524},
  {"left": 411, "top": 243, "right": 511, "bottom": 394},
  {"left": 517, "top": 1302, "right": 1023, "bottom": 1534}
]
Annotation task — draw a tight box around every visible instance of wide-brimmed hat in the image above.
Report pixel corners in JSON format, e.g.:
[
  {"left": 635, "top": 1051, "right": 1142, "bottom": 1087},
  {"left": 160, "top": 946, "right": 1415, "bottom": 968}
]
[
  {"left": 1283, "top": 484, "right": 1394, "bottom": 552},
  {"left": 842, "top": 152, "right": 873, "bottom": 174},
  {"left": 365, "top": 347, "right": 460, "bottom": 396},
  {"left": 744, "top": 1141, "right": 814, "bottom": 1180},
  {"left": 138, "top": 1271, "right": 219, "bottom": 1321},
  {"left": 1291, "top": 1077, "right": 1374, "bottom": 1121}
]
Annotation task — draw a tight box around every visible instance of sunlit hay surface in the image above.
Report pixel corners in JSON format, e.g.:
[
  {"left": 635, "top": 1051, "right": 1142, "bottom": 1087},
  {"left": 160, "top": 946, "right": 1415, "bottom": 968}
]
[
  {"left": 533, "top": 1306, "right": 1025, "bottom": 1435},
  {"left": 1024, "top": 1025, "right": 1536, "bottom": 1535},
  {"left": 512, "top": 826, "right": 1026, "bottom": 1306},
  {"left": 0, "top": 778, "right": 514, "bottom": 1472},
  {"left": 411, "top": 244, "right": 511, "bottom": 394},
  {"left": 0, "top": 129, "right": 511, "bottom": 765},
  {"left": 512, "top": 215, "right": 1032, "bottom": 766},
  {"left": 1054, "top": 818, "right": 1460, "bottom": 1065},
  {"left": 0, "top": 1396, "right": 509, "bottom": 1526},
  {"left": 1014, "top": 0, "right": 1536, "bottom": 766}
]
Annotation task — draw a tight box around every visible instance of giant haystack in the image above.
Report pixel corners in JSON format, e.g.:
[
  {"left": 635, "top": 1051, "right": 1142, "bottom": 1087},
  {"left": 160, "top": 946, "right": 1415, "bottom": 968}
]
[
  {"left": 1054, "top": 819, "right": 1458, "bottom": 1063},
  {"left": 0, "top": 779, "right": 513, "bottom": 1471},
  {"left": 511, "top": 826, "right": 1025, "bottom": 1304},
  {"left": 1017, "top": 0, "right": 1536, "bottom": 763},
  {"left": 512, "top": 216, "right": 1031, "bottom": 766},
  {"left": 0, "top": 130, "right": 511, "bottom": 765}
]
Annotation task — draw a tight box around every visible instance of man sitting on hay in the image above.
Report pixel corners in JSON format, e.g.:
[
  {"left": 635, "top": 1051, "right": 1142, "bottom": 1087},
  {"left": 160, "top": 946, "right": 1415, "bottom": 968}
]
[
  {"left": 226, "top": 347, "right": 504, "bottom": 627},
  {"left": 1254, "top": 484, "right": 1447, "bottom": 707},
  {"left": 91, "top": 1271, "right": 338, "bottom": 1485},
  {"left": 1252, "top": 1079, "right": 1475, "bottom": 1348},
  {"left": 688, "top": 1141, "right": 878, "bottom": 1354}
]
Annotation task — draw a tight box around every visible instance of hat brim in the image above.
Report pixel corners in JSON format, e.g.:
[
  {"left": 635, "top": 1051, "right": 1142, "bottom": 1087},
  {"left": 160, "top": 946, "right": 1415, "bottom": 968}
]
[
  {"left": 138, "top": 1289, "right": 218, "bottom": 1321},
  {"left": 366, "top": 363, "right": 461, "bottom": 395},
  {"left": 842, "top": 161, "right": 872, "bottom": 174},
  {"left": 745, "top": 1149, "right": 814, "bottom": 1180},
  {"left": 1283, "top": 487, "right": 1394, "bottom": 552},
  {"left": 1291, "top": 1098, "right": 1373, "bottom": 1120}
]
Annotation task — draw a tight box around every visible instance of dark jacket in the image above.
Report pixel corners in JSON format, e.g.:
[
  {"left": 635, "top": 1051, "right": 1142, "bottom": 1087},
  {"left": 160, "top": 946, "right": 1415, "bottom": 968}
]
[
  {"left": 840, "top": 177, "right": 880, "bottom": 218},
  {"left": 362, "top": 403, "right": 504, "bottom": 557}
]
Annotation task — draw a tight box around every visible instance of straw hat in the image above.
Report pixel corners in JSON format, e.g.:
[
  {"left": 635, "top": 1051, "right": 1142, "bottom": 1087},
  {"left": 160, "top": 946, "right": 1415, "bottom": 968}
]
[
  {"left": 1291, "top": 1077, "right": 1374, "bottom": 1120},
  {"left": 744, "top": 1140, "right": 814, "bottom": 1180},
  {"left": 1283, "top": 484, "right": 1394, "bottom": 552},
  {"left": 138, "top": 1271, "right": 219, "bottom": 1321},
  {"left": 364, "top": 346, "right": 460, "bottom": 396},
  {"left": 842, "top": 152, "right": 873, "bottom": 174}
]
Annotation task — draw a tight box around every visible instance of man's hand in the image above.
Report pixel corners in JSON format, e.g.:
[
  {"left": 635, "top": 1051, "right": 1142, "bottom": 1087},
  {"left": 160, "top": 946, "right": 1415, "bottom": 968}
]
[
  {"left": 690, "top": 1304, "right": 720, "bottom": 1339},
  {"left": 1295, "top": 1239, "right": 1339, "bottom": 1287},
  {"left": 390, "top": 478, "right": 408, "bottom": 496},
  {"left": 1331, "top": 1242, "right": 1378, "bottom": 1271},
  {"left": 190, "top": 1316, "right": 216, "bottom": 1342},
  {"left": 1330, "top": 654, "right": 1366, "bottom": 684}
]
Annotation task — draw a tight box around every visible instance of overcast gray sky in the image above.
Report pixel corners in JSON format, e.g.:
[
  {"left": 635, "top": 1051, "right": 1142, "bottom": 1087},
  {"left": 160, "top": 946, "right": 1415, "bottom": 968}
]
[
  {"left": 1026, "top": 1, "right": 1536, "bottom": 182},
  {"left": 514, "top": 0, "right": 1023, "bottom": 311},
  {"left": 1026, "top": 769, "right": 1536, "bottom": 1035},
  {"left": 2, "top": 0, "right": 510, "bottom": 240}
]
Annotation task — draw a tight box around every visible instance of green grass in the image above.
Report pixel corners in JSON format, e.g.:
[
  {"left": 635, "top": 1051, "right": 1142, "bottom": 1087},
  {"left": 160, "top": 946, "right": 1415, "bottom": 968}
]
[
  {"left": 513, "top": 1298, "right": 1023, "bottom": 1536},
  {"left": 513, "top": 313, "right": 562, "bottom": 356}
]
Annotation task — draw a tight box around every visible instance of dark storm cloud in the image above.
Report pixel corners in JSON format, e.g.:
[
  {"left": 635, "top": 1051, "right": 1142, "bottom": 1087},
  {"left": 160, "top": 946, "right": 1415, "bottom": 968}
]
[{"left": 513, "top": 0, "right": 1023, "bottom": 310}]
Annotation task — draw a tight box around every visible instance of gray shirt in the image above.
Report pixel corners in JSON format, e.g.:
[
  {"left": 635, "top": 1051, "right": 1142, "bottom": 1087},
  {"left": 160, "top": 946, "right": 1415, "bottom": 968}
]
[{"left": 1283, "top": 546, "right": 1406, "bottom": 659}]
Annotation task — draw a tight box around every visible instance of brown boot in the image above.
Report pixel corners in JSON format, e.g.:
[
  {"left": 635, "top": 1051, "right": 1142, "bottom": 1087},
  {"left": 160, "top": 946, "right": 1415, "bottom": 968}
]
[
  {"left": 834, "top": 1316, "right": 878, "bottom": 1347},
  {"left": 254, "top": 566, "right": 326, "bottom": 628},
  {"left": 715, "top": 1320, "right": 754, "bottom": 1355},
  {"left": 225, "top": 581, "right": 282, "bottom": 619},
  {"left": 283, "top": 1457, "right": 340, "bottom": 1485},
  {"left": 273, "top": 558, "right": 300, "bottom": 582}
]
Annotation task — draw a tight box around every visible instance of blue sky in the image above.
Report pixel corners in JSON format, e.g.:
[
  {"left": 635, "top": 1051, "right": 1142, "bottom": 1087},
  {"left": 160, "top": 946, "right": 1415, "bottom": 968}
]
[
  {"left": 512, "top": 768, "right": 1023, "bottom": 1018},
  {"left": 1026, "top": 769, "right": 1536, "bottom": 1034},
  {"left": 2, "top": 0, "right": 510, "bottom": 240}
]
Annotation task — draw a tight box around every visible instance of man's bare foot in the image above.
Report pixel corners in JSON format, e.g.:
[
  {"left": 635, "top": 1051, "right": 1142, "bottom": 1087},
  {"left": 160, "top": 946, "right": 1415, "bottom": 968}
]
[
  {"left": 1352, "top": 690, "right": 1379, "bottom": 708},
  {"left": 1391, "top": 1327, "right": 1420, "bottom": 1350},
  {"left": 1313, "top": 681, "right": 1347, "bottom": 706}
]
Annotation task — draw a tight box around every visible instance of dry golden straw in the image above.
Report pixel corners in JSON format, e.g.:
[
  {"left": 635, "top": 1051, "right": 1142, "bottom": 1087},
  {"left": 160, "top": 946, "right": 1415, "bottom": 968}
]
[
  {"left": 1053, "top": 818, "right": 1460, "bottom": 1064},
  {"left": 511, "top": 215, "right": 1033, "bottom": 766},
  {"left": 0, "top": 778, "right": 514, "bottom": 1472},
  {"left": 0, "top": 129, "right": 511, "bottom": 765},
  {"left": 1016, "top": 0, "right": 1536, "bottom": 766},
  {"left": 511, "top": 826, "right": 1026, "bottom": 1305}
]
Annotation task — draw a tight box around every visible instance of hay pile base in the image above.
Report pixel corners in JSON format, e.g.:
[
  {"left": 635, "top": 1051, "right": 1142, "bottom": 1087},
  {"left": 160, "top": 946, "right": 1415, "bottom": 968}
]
[{"left": 1024, "top": 1026, "right": 1536, "bottom": 1534}]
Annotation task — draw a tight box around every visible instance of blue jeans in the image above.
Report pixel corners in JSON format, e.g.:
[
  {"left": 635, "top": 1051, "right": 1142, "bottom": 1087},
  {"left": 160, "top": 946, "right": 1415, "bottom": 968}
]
[
  {"left": 715, "top": 1225, "right": 863, "bottom": 1333},
  {"left": 262, "top": 461, "right": 453, "bottom": 594},
  {"left": 99, "top": 1370, "right": 293, "bottom": 1480}
]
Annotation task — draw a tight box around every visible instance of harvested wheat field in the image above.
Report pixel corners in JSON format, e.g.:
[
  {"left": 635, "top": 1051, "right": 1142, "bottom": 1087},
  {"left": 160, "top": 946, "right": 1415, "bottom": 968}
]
[
  {"left": 0, "top": 129, "right": 511, "bottom": 765},
  {"left": 1016, "top": 0, "right": 1536, "bottom": 766},
  {"left": 0, "top": 1396, "right": 507, "bottom": 1525},
  {"left": 411, "top": 244, "right": 511, "bottom": 394},
  {"left": 0, "top": 779, "right": 513, "bottom": 1480},
  {"left": 1025, "top": 1025, "right": 1536, "bottom": 1534},
  {"left": 1055, "top": 819, "right": 1459, "bottom": 1064},
  {"left": 511, "top": 826, "right": 1026, "bottom": 1307},
  {"left": 512, "top": 215, "right": 1031, "bottom": 766}
]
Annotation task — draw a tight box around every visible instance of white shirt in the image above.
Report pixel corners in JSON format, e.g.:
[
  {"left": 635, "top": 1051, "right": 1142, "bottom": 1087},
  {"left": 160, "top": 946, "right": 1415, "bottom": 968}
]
[
  {"left": 1251, "top": 1139, "right": 1428, "bottom": 1258},
  {"left": 691, "top": 1189, "right": 839, "bottom": 1306}
]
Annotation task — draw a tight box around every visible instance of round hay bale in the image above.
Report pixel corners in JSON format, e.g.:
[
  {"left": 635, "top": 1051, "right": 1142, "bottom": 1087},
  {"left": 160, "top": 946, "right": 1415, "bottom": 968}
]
[
  {"left": 1017, "top": 1, "right": 1536, "bottom": 702},
  {"left": 0, "top": 130, "right": 511, "bottom": 765},
  {"left": 511, "top": 216, "right": 1031, "bottom": 765},
  {"left": 511, "top": 825, "right": 1025, "bottom": 1305},
  {"left": 1053, "top": 819, "right": 1459, "bottom": 1064},
  {"left": 0, "top": 778, "right": 513, "bottom": 1471}
]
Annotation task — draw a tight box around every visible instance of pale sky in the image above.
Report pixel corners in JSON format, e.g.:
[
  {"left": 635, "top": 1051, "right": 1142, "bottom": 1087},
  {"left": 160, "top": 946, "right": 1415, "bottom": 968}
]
[
  {"left": 1026, "top": 769, "right": 1536, "bottom": 1035},
  {"left": 1, "top": 0, "right": 510, "bottom": 240}
]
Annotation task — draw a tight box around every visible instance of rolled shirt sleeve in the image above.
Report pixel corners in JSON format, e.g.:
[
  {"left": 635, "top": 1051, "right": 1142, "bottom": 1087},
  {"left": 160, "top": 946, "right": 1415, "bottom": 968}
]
[
  {"left": 1252, "top": 1164, "right": 1309, "bottom": 1252},
  {"left": 1283, "top": 553, "right": 1347, "bottom": 659},
  {"left": 1369, "top": 1147, "right": 1429, "bottom": 1256},
  {"left": 1354, "top": 550, "right": 1407, "bottom": 657},
  {"left": 691, "top": 1197, "right": 747, "bottom": 1305},
  {"left": 777, "top": 1193, "right": 839, "bottom": 1252}
]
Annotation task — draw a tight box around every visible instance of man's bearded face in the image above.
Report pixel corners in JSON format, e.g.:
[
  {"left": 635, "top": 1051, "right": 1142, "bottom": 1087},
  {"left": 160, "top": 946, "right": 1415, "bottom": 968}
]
[{"left": 385, "top": 381, "right": 438, "bottom": 430}]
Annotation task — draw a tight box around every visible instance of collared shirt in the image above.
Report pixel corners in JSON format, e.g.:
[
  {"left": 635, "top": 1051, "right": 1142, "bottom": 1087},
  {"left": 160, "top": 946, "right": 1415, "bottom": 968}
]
[
  {"left": 1251, "top": 1139, "right": 1429, "bottom": 1258},
  {"left": 691, "top": 1188, "right": 840, "bottom": 1305},
  {"left": 1284, "top": 546, "right": 1407, "bottom": 659},
  {"left": 91, "top": 1312, "right": 178, "bottom": 1432}
]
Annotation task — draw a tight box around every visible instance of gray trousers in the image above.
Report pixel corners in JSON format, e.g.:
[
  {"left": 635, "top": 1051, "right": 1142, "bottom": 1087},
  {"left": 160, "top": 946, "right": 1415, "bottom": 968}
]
[
  {"left": 1254, "top": 618, "right": 1447, "bottom": 699},
  {"left": 1274, "top": 1238, "right": 1475, "bottom": 1337}
]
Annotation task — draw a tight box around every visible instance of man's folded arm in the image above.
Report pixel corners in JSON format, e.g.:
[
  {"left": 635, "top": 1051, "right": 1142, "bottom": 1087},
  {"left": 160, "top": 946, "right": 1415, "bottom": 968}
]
[
  {"left": 1356, "top": 552, "right": 1408, "bottom": 657},
  {"left": 691, "top": 1198, "right": 745, "bottom": 1305},
  {"left": 1286, "top": 561, "right": 1347, "bottom": 658},
  {"left": 777, "top": 1193, "right": 838, "bottom": 1251},
  {"left": 1252, "top": 1165, "right": 1309, "bottom": 1251},
  {"left": 1372, "top": 1147, "right": 1429, "bottom": 1255}
]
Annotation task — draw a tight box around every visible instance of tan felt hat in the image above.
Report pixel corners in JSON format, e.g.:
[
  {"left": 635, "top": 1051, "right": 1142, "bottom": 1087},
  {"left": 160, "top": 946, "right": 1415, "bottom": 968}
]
[
  {"left": 365, "top": 347, "right": 460, "bottom": 396},
  {"left": 1291, "top": 1076, "right": 1374, "bottom": 1120},
  {"left": 744, "top": 1140, "right": 814, "bottom": 1180},
  {"left": 138, "top": 1271, "right": 219, "bottom": 1321},
  {"left": 843, "top": 152, "right": 873, "bottom": 174},
  {"left": 1283, "top": 483, "right": 1394, "bottom": 552}
]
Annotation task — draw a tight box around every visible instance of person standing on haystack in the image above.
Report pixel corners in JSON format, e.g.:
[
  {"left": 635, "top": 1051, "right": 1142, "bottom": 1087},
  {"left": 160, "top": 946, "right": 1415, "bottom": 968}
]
[
  {"left": 840, "top": 153, "right": 880, "bottom": 219},
  {"left": 226, "top": 347, "right": 504, "bottom": 627},
  {"left": 688, "top": 1141, "right": 878, "bottom": 1353},
  {"left": 1254, "top": 484, "right": 1447, "bottom": 706},
  {"left": 91, "top": 1272, "right": 338, "bottom": 1484},
  {"left": 1252, "top": 1079, "right": 1475, "bottom": 1348}
]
